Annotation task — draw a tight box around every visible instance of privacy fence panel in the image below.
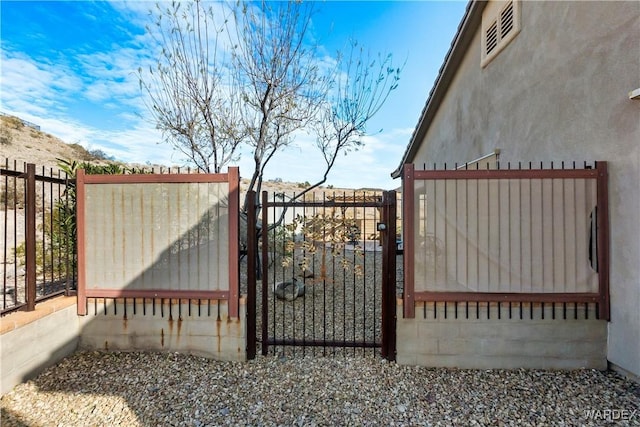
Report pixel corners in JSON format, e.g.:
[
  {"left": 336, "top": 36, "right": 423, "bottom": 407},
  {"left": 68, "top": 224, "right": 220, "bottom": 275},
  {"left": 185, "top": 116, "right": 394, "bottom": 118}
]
[
  {"left": 77, "top": 168, "right": 240, "bottom": 317},
  {"left": 402, "top": 162, "right": 609, "bottom": 320}
]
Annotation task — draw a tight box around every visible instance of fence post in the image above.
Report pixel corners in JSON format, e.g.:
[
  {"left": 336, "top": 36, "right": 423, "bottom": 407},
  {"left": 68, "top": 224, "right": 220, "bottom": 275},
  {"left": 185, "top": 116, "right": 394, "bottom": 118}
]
[
  {"left": 227, "top": 166, "right": 240, "bottom": 319},
  {"left": 596, "top": 161, "right": 610, "bottom": 320},
  {"left": 76, "top": 169, "right": 87, "bottom": 315},
  {"left": 246, "top": 191, "right": 257, "bottom": 360},
  {"left": 402, "top": 164, "right": 415, "bottom": 318},
  {"left": 25, "top": 163, "right": 36, "bottom": 311},
  {"left": 261, "top": 191, "right": 269, "bottom": 356},
  {"left": 381, "top": 190, "right": 397, "bottom": 361}
]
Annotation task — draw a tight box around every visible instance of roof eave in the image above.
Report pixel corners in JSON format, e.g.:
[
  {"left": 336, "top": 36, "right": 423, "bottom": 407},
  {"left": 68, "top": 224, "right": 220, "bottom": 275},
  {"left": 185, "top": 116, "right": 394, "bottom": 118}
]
[{"left": 391, "top": 0, "right": 487, "bottom": 179}]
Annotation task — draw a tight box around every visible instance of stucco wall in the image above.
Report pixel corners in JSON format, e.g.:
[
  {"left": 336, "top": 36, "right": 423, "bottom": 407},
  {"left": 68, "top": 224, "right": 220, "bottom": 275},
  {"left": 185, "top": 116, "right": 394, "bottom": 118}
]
[
  {"left": 411, "top": 1, "right": 639, "bottom": 376},
  {"left": 397, "top": 301, "right": 607, "bottom": 370},
  {"left": 79, "top": 298, "right": 246, "bottom": 362},
  {"left": 1, "top": 297, "right": 79, "bottom": 395}
]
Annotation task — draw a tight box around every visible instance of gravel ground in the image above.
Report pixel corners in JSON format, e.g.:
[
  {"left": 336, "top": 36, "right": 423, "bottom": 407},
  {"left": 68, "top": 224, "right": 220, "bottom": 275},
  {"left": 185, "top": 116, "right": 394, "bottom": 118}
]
[
  {"left": 4, "top": 229, "right": 638, "bottom": 425},
  {"left": 1, "top": 351, "right": 639, "bottom": 426}
]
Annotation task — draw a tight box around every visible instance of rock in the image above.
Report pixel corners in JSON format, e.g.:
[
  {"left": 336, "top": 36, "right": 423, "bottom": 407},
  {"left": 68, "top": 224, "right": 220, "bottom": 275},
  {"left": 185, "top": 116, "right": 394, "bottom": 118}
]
[{"left": 274, "top": 279, "right": 305, "bottom": 301}]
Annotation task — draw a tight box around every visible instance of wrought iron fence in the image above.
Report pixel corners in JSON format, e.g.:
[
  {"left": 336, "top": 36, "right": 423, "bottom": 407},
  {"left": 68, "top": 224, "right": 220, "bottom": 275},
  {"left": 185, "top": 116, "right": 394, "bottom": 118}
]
[
  {"left": 247, "top": 190, "right": 397, "bottom": 359},
  {"left": 1, "top": 160, "right": 76, "bottom": 315}
]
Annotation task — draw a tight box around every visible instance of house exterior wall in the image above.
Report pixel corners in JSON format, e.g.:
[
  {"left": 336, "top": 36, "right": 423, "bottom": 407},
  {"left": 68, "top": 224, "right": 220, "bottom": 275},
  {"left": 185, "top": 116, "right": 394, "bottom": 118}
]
[{"left": 411, "top": 1, "right": 639, "bottom": 375}]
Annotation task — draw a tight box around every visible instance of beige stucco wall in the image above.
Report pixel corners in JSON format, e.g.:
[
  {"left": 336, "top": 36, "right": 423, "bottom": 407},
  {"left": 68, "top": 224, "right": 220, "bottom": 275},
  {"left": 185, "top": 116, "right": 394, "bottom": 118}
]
[
  {"left": 1, "top": 297, "right": 79, "bottom": 395},
  {"left": 79, "top": 298, "right": 246, "bottom": 362},
  {"left": 397, "top": 301, "right": 607, "bottom": 370},
  {"left": 411, "top": 1, "right": 639, "bottom": 375}
]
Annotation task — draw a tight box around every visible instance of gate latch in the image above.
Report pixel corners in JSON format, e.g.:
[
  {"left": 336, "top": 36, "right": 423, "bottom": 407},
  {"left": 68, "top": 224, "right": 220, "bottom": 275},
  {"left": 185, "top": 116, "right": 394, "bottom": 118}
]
[{"left": 377, "top": 222, "right": 386, "bottom": 231}]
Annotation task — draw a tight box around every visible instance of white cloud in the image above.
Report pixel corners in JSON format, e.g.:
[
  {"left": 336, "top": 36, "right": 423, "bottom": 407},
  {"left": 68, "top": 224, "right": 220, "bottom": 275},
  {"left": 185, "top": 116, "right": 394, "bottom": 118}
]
[
  {"left": 0, "top": 52, "right": 83, "bottom": 115},
  {"left": 1, "top": 1, "right": 410, "bottom": 190},
  {"left": 238, "top": 127, "right": 411, "bottom": 191}
]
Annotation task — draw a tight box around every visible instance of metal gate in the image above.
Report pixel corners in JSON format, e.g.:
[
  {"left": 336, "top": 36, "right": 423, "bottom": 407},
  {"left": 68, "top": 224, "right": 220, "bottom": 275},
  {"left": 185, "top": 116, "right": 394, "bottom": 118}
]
[{"left": 246, "top": 190, "right": 397, "bottom": 360}]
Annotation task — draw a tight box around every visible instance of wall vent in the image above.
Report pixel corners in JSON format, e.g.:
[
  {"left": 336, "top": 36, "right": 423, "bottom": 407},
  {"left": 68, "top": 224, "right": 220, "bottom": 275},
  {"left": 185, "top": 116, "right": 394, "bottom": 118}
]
[
  {"left": 501, "top": 2, "right": 514, "bottom": 36},
  {"left": 481, "top": 0, "right": 521, "bottom": 68},
  {"left": 486, "top": 21, "right": 499, "bottom": 54}
]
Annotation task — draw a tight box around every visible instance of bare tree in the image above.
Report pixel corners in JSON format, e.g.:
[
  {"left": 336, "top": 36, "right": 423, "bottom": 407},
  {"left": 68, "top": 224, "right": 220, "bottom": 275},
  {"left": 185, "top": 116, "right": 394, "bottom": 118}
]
[
  {"left": 228, "top": 1, "right": 329, "bottom": 211},
  {"left": 139, "top": 1, "right": 401, "bottom": 208},
  {"left": 264, "top": 42, "right": 401, "bottom": 232},
  {"left": 301, "top": 41, "right": 402, "bottom": 200},
  {"left": 139, "top": 1, "right": 242, "bottom": 173}
]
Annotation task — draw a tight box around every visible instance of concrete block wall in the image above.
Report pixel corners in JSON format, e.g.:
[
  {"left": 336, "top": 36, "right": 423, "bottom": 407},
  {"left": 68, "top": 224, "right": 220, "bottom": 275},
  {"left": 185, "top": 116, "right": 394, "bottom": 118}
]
[
  {"left": 1, "top": 297, "right": 80, "bottom": 395},
  {"left": 397, "top": 300, "right": 607, "bottom": 370},
  {"left": 79, "top": 298, "right": 246, "bottom": 362}
]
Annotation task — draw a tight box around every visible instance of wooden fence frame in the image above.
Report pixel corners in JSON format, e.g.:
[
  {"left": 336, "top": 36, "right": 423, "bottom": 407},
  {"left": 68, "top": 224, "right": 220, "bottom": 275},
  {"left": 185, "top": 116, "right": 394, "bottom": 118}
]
[
  {"left": 76, "top": 167, "right": 240, "bottom": 317},
  {"left": 401, "top": 162, "right": 610, "bottom": 320}
]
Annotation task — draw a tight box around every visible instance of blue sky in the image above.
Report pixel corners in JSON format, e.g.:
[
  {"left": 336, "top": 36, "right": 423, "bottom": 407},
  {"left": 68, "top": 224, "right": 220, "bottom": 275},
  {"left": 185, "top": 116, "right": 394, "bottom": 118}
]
[{"left": 1, "top": 1, "right": 467, "bottom": 189}]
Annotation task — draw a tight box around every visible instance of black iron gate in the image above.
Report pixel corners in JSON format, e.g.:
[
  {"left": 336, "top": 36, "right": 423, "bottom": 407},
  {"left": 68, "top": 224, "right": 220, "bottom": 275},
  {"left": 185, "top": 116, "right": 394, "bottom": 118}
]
[{"left": 246, "top": 190, "right": 396, "bottom": 360}]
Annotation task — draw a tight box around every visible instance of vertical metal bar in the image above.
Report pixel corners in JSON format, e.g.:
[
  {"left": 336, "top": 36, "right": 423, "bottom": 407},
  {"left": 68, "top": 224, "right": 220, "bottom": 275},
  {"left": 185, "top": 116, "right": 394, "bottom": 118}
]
[
  {"left": 246, "top": 191, "right": 257, "bottom": 360},
  {"left": 333, "top": 192, "right": 338, "bottom": 355},
  {"left": 298, "top": 200, "right": 307, "bottom": 356},
  {"left": 279, "top": 193, "right": 285, "bottom": 355},
  {"left": 381, "top": 203, "right": 398, "bottom": 360},
  {"left": 572, "top": 163, "right": 579, "bottom": 294},
  {"left": 227, "top": 167, "right": 240, "bottom": 318},
  {"left": 596, "top": 162, "right": 610, "bottom": 320},
  {"left": 402, "top": 164, "right": 415, "bottom": 318},
  {"left": 76, "top": 169, "right": 87, "bottom": 314},
  {"left": 359, "top": 192, "right": 364, "bottom": 356},
  {"left": 311, "top": 198, "right": 317, "bottom": 356},
  {"left": 15, "top": 161, "right": 19, "bottom": 306},
  {"left": 55, "top": 171, "right": 62, "bottom": 294},
  {"left": 507, "top": 164, "right": 511, "bottom": 290},
  {"left": 291, "top": 193, "right": 297, "bottom": 357},
  {"left": 372, "top": 193, "right": 377, "bottom": 357},
  {"left": 551, "top": 164, "right": 555, "bottom": 293},
  {"left": 541, "top": 163, "right": 545, "bottom": 293},
  {"left": 351, "top": 193, "right": 356, "bottom": 355},
  {"left": 2, "top": 159, "right": 9, "bottom": 309},
  {"left": 476, "top": 163, "right": 480, "bottom": 293},
  {"left": 49, "top": 168, "right": 54, "bottom": 295},
  {"left": 322, "top": 193, "right": 327, "bottom": 355},
  {"left": 40, "top": 166, "right": 46, "bottom": 298},
  {"left": 25, "top": 164, "right": 36, "bottom": 311},
  {"left": 346, "top": 193, "right": 351, "bottom": 353},
  {"left": 261, "top": 191, "right": 269, "bottom": 356}
]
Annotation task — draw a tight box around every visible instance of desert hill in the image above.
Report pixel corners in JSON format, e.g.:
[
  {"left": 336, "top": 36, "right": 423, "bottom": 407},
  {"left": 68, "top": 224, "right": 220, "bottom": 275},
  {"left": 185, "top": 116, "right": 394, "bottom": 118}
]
[{"left": 0, "top": 114, "right": 100, "bottom": 171}]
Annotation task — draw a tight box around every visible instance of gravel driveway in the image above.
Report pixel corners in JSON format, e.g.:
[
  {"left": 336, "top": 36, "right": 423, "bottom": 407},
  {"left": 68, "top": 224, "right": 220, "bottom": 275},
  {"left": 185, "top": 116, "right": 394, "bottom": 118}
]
[{"left": 1, "top": 351, "right": 638, "bottom": 426}]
